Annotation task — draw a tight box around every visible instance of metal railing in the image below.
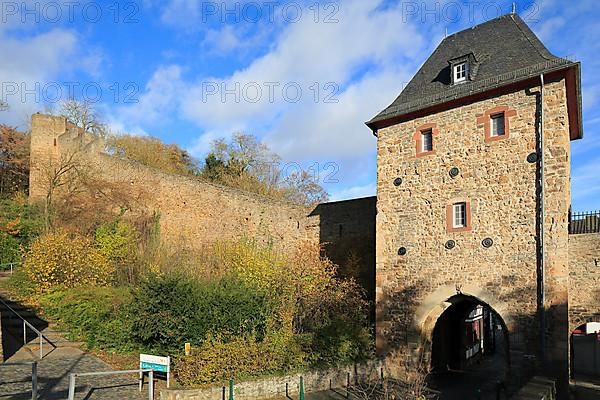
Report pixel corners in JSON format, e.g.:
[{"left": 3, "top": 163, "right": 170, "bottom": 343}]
[
  {"left": 67, "top": 369, "right": 155, "bottom": 400},
  {"left": 569, "top": 211, "right": 600, "bottom": 234},
  {"left": 0, "top": 361, "right": 38, "bottom": 400},
  {"left": 0, "top": 261, "right": 21, "bottom": 274},
  {"left": 0, "top": 298, "right": 54, "bottom": 359}
]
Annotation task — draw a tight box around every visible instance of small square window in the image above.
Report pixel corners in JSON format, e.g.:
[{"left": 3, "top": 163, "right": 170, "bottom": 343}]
[
  {"left": 453, "top": 202, "right": 467, "bottom": 228},
  {"left": 421, "top": 129, "right": 433, "bottom": 152},
  {"left": 454, "top": 62, "right": 468, "bottom": 83},
  {"left": 491, "top": 113, "right": 505, "bottom": 137}
]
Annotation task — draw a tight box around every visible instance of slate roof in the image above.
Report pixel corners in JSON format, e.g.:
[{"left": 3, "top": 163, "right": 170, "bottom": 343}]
[{"left": 367, "top": 13, "right": 580, "bottom": 131}]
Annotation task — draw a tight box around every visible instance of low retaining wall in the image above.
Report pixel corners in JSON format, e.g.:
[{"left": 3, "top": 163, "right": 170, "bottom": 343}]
[{"left": 160, "top": 361, "right": 383, "bottom": 400}]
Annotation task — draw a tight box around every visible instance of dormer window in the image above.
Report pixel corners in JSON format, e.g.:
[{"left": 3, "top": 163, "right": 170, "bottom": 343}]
[
  {"left": 449, "top": 54, "right": 474, "bottom": 85},
  {"left": 454, "top": 62, "right": 468, "bottom": 83}
]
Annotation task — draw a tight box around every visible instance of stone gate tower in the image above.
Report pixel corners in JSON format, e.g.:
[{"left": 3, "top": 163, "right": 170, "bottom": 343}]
[{"left": 367, "top": 13, "right": 583, "bottom": 394}]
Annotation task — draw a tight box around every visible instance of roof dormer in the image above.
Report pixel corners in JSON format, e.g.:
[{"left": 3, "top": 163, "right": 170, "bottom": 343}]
[{"left": 449, "top": 54, "right": 475, "bottom": 85}]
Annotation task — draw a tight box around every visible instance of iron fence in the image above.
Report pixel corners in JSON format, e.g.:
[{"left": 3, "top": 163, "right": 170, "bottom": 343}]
[{"left": 569, "top": 210, "right": 600, "bottom": 234}]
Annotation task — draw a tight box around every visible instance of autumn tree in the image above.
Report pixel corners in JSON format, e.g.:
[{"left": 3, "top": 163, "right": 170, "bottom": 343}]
[
  {"left": 202, "top": 133, "right": 329, "bottom": 206},
  {"left": 0, "top": 125, "right": 30, "bottom": 197},
  {"left": 42, "top": 150, "right": 89, "bottom": 229},
  {"left": 106, "top": 135, "right": 199, "bottom": 176},
  {"left": 281, "top": 169, "right": 329, "bottom": 206},
  {"left": 56, "top": 99, "right": 107, "bottom": 136}
]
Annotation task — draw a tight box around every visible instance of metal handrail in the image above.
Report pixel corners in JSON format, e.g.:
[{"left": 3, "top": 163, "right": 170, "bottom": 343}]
[
  {"left": 0, "top": 361, "right": 38, "bottom": 400},
  {"left": 67, "top": 369, "right": 155, "bottom": 400},
  {"left": 0, "top": 261, "right": 21, "bottom": 274},
  {"left": 0, "top": 297, "right": 55, "bottom": 359}
]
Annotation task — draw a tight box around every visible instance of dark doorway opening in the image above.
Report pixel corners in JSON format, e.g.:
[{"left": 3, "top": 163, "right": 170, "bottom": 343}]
[{"left": 428, "top": 295, "right": 509, "bottom": 400}]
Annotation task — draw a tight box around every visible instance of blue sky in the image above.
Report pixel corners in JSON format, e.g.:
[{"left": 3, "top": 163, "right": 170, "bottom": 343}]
[{"left": 1, "top": 0, "right": 599, "bottom": 209}]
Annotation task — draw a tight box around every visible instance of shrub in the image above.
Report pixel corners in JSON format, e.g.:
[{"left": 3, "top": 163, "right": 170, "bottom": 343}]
[
  {"left": 0, "top": 233, "right": 21, "bottom": 264},
  {"left": 0, "top": 195, "right": 44, "bottom": 263},
  {"left": 128, "top": 274, "right": 274, "bottom": 353},
  {"left": 180, "top": 240, "right": 373, "bottom": 371},
  {"left": 174, "top": 333, "right": 307, "bottom": 386},
  {"left": 24, "top": 230, "right": 114, "bottom": 292},
  {"left": 95, "top": 220, "right": 142, "bottom": 284},
  {"left": 38, "top": 286, "right": 134, "bottom": 351}
]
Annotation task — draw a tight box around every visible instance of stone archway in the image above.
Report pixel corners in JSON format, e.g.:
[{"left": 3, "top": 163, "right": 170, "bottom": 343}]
[
  {"left": 412, "top": 285, "right": 516, "bottom": 364},
  {"left": 410, "top": 286, "right": 515, "bottom": 399}
]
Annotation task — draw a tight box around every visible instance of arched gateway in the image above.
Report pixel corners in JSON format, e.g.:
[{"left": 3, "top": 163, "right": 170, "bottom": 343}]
[{"left": 413, "top": 287, "right": 514, "bottom": 373}]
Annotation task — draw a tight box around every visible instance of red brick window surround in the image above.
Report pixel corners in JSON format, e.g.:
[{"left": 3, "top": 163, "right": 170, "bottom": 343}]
[
  {"left": 477, "top": 105, "right": 517, "bottom": 143},
  {"left": 446, "top": 201, "right": 472, "bottom": 233},
  {"left": 413, "top": 123, "right": 439, "bottom": 157}
]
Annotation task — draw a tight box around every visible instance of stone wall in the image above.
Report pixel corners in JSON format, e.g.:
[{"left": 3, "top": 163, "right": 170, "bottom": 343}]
[
  {"left": 568, "top": 233, "right": 600, "bottom": 330},
  {"left": 29, "top": 114, "right": 318, "bottom": 253},
  {"left": 160, "top": 360, "right": 382, "bottom": 400},
  {"left": 28, "top": 114, "right": 377, "bottom": 289},
  {"left": 310, "top": 197, "right": 376, "bottom": 303},
  {"left": 375, "top": 78, "right": 572, "bottom": 381}
]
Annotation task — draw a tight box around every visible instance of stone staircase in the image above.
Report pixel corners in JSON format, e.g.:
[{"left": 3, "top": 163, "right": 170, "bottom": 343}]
[
  {"left": 0, "top": 271, "right": 84, "bottom": 362},
  {"left": 0, "top": 271, "right": 150, "bottom": 399}
]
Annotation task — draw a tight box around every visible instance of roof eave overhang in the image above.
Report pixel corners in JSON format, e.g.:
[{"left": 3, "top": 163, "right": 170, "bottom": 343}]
[{"left": 366, "top": 63, "right": 583, "bottom": 141}]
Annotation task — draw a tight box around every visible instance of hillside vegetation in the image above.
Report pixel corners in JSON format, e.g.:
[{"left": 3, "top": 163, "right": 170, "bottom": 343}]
[{"left": 0, "top": 106, "right": 369, "bottom": 387}]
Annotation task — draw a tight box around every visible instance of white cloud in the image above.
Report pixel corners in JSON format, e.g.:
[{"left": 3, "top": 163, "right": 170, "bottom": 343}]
[
  {"left": 187, "top": 129, "right": 236, "bottom": 159},
  {"left": 177, "top": 0, "right": 423, "bottom": 148},
  {"left": 123, "top": 0, "right": 425, "bottom": 194},
  {"left": 115, "top": 65, "right": 185, "bottom": 129},
  {"left": 0, "top": 28, "right": 79, "bottom": 128}
]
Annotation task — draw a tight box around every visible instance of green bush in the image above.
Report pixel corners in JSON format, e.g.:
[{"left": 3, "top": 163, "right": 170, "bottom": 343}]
[
  {"left": 174, "top": 333, "right": 307, "bottom": 386},
  {"left": 128, "top": 274, "right": 274, "bottom": 353},
  {"left": 0, "top": 196, "right": 44, "bottom": 264},
  {"left": 95, "top": 220, "right": 142, "bottom": 284},
  {"left": 38, "top": 286, "right": 134, "bottom": 351},
  {"left": 0, "top": 233, "right": 21, "bottom": 264}
]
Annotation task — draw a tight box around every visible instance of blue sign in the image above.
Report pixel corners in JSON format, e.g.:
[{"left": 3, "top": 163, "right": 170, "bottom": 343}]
[{"left": 141, "top": 362, "right": 168, "bottom": 373}]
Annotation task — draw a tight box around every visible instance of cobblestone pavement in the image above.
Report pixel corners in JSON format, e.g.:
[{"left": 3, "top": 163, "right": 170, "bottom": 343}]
[{"left": 0, "top": 351, "right": 151, "bottom": 399}]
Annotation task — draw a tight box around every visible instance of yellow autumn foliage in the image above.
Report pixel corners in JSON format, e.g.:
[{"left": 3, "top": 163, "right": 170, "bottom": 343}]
[{"left": 24, "top": 230, "right": 114, "bottom": 292}]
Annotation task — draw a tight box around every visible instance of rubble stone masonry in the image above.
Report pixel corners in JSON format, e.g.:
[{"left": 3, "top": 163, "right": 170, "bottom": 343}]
[
  {"left": 29, "top": 114, "right": 319, "bottom": 254},
  {"left": 375, "top": 78, "right": 571, "bottom": 378}
]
